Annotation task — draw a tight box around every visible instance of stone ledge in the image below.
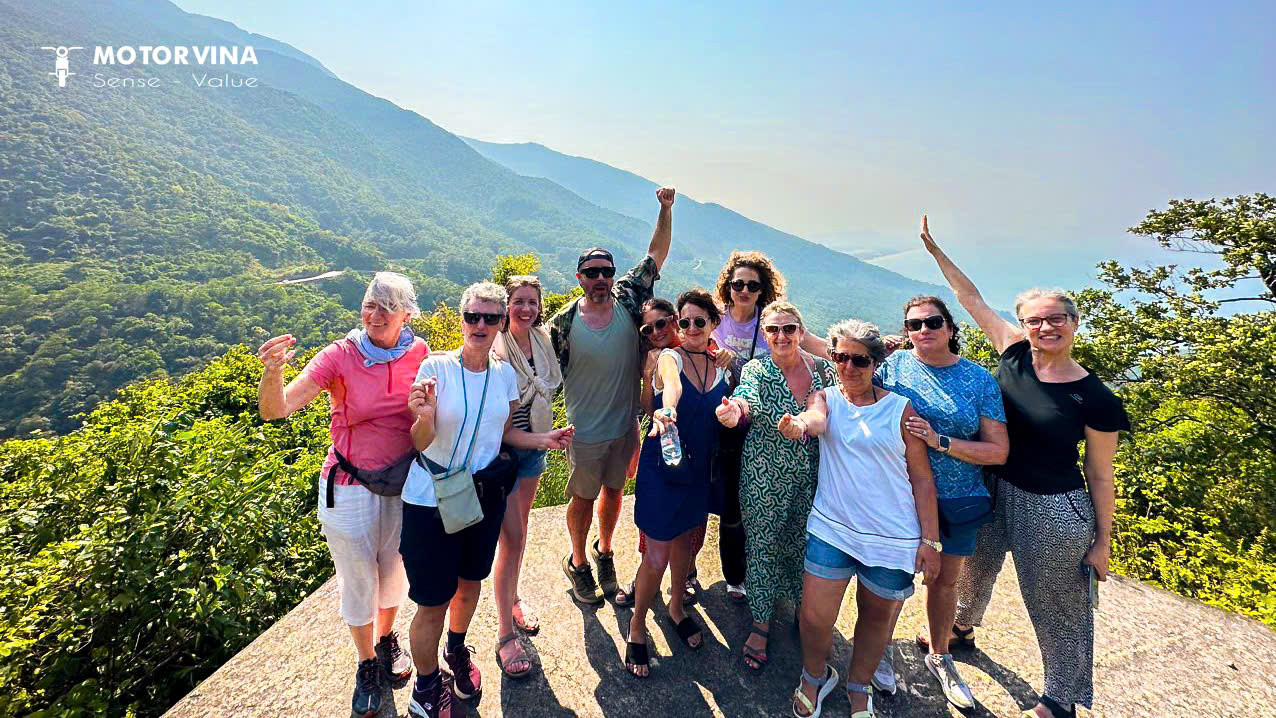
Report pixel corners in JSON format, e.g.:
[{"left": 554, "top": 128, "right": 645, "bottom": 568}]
[{"left": 167, "top": 502, "right": 1276, "bottom": 717}]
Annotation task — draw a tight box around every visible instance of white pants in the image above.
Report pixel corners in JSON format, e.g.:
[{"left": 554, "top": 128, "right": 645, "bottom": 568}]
[{"left": 318, "top": 477, "right": 409, "bottom": 626}]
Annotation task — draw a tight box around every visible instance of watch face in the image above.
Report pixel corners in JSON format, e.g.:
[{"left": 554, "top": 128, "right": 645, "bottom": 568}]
[{"left": 939, "top": 435, "right": 951, "bottom": 450}]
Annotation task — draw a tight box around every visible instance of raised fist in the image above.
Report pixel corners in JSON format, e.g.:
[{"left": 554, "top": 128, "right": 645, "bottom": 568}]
[{"left": 656, "top": 187, "right": 676, "bottom": 207}]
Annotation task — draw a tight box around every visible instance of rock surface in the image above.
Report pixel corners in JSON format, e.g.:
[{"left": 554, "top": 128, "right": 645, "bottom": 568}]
[{"left": 167, "top": 503, "right": 1276, "bottom": 717}]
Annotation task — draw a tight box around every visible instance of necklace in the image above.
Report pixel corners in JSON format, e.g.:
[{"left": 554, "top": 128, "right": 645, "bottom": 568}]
[
  {"left": 682, "top": 348, "right": 710, "bottom": 392},
  {"left": 841, "top": 383, "right": 879, "bottom": 406}
]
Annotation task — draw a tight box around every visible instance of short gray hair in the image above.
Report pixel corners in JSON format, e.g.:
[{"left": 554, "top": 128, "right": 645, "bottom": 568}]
[
  {"left": 827, "top": 319, "right": 888, "bottom": 365},
  {"left": 1014, "top": 288, "right": 1078, "bottom": 320},
  {"left": 459, "top": 281, "right": 508, "bottom": 314},
  {"left": 363, "top": 272, "right": 420, "bottom": 318}
]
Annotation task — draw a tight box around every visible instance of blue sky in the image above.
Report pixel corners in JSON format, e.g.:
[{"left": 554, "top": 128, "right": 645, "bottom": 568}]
[{"left": 174, "top": 0, "right": 1274, "bottom": 305}]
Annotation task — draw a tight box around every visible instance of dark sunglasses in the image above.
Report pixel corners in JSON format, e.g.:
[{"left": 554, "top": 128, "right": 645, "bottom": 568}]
[
  {"left": 677, "top": 316, "right": 708, "bottom": 330},
  {"left": 580, "top": 266, "right": 616, "bottom": 279},
  {"left": 640, "top": 316, "right": 672, "bottom": 336},
  {"left": 831, "top": 351, "right": 874, "bottom": 368},
  {"left": 762, "top": 323, "right": 799, "bottom": 336},
  {"left": 1020, "top": 313, "right": 1072, "bottom": 329},
  {"left": 904, "top": 315, "right": 946, "bottom": 332},
  {"left": 729, "top": 279, "right": 763, "bottom": 293},
  {"left": 462, "top": 311, "right": 505, "bottom": 326}
]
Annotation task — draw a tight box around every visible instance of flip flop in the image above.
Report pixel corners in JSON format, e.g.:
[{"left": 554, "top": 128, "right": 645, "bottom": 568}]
[
  {"left": 672, "top": 615, "right": 704, "bottom": 650},
  {"left": 624, "top": 641, "right": 650, "bottom": 678},
  {"left": 494, "top": 632, "right": 533, "bottom": 679}
]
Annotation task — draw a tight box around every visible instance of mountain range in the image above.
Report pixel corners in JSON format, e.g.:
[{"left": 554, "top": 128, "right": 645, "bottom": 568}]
[{"left": 0, "top": 0, "right": 949, "bottom": 437}]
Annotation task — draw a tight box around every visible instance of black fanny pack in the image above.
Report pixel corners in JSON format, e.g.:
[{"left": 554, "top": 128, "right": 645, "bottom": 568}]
[{"left": 326, "top": 447, "right": 415, "bottom": 508}]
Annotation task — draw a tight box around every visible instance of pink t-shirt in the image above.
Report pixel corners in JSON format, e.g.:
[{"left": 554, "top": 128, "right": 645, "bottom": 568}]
[{"left": 301, "top": 337, "right": 430, "bottom": 485}]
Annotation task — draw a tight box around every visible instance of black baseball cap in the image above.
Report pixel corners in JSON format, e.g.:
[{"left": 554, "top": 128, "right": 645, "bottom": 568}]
[{"left": 576, "top": 248, "right": 614, "bottom": 269}]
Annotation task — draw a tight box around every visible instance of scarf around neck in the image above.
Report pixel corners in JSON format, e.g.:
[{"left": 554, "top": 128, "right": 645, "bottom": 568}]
[
  {"left": 347, "top": 327, "right": 415, "bottom": 367},
  {"left": 493, "top": 326, "right": 563, "bottom": 433}
]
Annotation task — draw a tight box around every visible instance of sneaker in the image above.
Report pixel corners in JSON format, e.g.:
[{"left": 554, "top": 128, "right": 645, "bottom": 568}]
[
  {"left": 408, "top": 672, "right": 454, "bottom": 718},
  {"left": 563, "top": 554, "right": 605, "bottom": 605},
  {"left": 351, "top": 658, "right": 382, "bottom": 718},
  {"left": 590, "top": 539, "right": 619, "bottom": 596},
  {"left": 443, "top": 644, "right": 482, "bottom": 699},
  {"left": 871, "top": 648, "right": 897, "bottom": 696},
  {"left": 375, "top": 631, "right": 412, "bottom": 688},
  {"left": 926, "top": 652, "right": 975, "bottom": 709}
]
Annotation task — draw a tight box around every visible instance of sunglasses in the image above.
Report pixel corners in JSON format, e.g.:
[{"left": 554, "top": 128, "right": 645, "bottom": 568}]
[
  {"left": 1019, "top": 313, "right": 1072, "bottom": 329},
  {"left": 729, "top": 279, "right": 763, "bottom": 293},
  {"left": 904, "top": 315, "right": 947, "bottom": 332},
  {"left": 831, "top": 351, "right": 874, "bottom": 368},
  {"left": 462, "top": 311, "right": 505, "bottom": 326},
  {"left": 678, "top": 316, "right": 708, "bottom": 330},
  {"left": 640, "top": 316, "right": 672, "bottom": 336},
  {"left": 580, "top": 266, "right": 616, "bottom": 279},
  {"left": 762, "top": 323, "right": 800, "bottom": 336}
]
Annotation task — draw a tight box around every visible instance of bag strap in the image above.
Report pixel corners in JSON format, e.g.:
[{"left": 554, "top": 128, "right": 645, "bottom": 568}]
[{"left": 444, "top": 352, "right": 491, "bottom": 472}]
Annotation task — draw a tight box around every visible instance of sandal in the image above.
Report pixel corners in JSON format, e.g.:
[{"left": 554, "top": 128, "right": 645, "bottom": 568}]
[
  {"left": 792, "top": 665, "right": 838, "bottom": 718},
  {"left": 613, "top": 580, "right": 636, "bottom": 608},
  {"left": 740, "top": 628, "right": 769, "bottom": 671},
  {"left": 1038, "top": 696, "right": 1076, "bottom": 718},
  {"left": 512, "top": 599, "right": 540, "bottom": 635},
  {"left": 917, "top": 623, "right": 975, "bottom": 651},
  {"left": 624, "top": 641, "right": 650, "bottom": 679},
  {"left": 494, "top": 632, "right": 533, "bottom": 679},
  {"left": 727, "top": 583, "right": 747, "bottom": 604},
  {"left": 846, "top": 681, "right": 875, "bottom": 718},
  {"left": 672, "top": 614, "right": 704, "bottom": 650}
]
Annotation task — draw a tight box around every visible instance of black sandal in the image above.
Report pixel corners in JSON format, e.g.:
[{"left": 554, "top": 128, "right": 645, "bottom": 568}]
[
  {"left": 740, "top": 628, "right": 769, "bottom": 671},
  {"left": 613, "top": 579, "right": 636, "bottom": 607},
  {"left": 917, "top": 623, "right": 976, "bottom": 651},
  {"left": 672, "top": 615, "right": 704, "bottom": 650},
  {"left": 1039, "top": 695, "right": 1076, "bottom": 718},
  {"left": 624, "top": 641, "right": 650, "bottom": 678}
]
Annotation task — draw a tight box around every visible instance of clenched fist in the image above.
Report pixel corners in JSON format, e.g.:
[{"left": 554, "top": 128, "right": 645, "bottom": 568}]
[{"left": 656, "top": 187, "right": 676, "bottom": 208}]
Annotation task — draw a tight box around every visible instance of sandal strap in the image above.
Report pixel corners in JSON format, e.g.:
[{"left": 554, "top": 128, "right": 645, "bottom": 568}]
[
  {"left": 1039, "top": 695, "right": 1075, "bottom": 718},
  {"left": 625, "top": 641, "right": 650, "bottom": 665},
  {"left": 846, "top": 681, "right": 873, "bottom": 696},
  {"left": 792, "top": 686, "right": 816, "bottom": 715},
  {"left": 496, "top": 632, "right": 519, "bottom": 647},
  {"left": 952, "top": 624, "right": 975, "bottom": 638},
  {"left": 801, "top": 665, "right": 831, "bottom": 687}
]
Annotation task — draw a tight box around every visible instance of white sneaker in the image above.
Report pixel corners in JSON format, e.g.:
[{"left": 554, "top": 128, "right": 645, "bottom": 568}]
[
  {"left": 926, "top": 652, "right": 975, "bottom": 709},
  {"left": 870, "top": 648, "right": 896, "bottom": 695}
]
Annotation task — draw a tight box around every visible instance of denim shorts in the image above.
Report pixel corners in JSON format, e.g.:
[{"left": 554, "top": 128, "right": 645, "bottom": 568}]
[
  {"left": 804, "top": 533, "right": 915, "bottom": 601},
  {"left": 513, "top": 448, "right": 547, "bottom": 482},
  {"left": 937, "top": 495, "right": 993, "bottom": 557}
]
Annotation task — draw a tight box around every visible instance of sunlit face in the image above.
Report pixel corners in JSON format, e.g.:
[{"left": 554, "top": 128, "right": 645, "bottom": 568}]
[
  {"left": 761, "top": 311, "right": 804, "bottom": 359},
  {"left": 676, "top": 302, "right": 717, "bottom": 351},
  {"left": 642, "top": 307, "right": 676, "bottom": 349},
  {"left": 576, "top": 258, "right": 615, "bottom": 303},
  {"left": 460, "top": 299, "right": 504, "bottom": 354},
  {"left": 361, "top": 299, "right": 410, "bottom": 349},
  {"left": 905, "top": 303, "right": 953, "bottom": 355},
  {"left": 1017, "top": 298, "right": 1077, "bottom": 353},
  {"left": 728, "top": 266, "right": 764, "bottom": 309},
  {"left": 508, "top": 285, "right": 541, "bottom": 331},
  {"left": 832, "top": 337, "right": 876, "bottom": 388}
]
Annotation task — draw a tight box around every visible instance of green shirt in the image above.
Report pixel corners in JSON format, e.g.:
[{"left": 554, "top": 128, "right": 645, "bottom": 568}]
[{"left": 564, "top": 302, "right": 640, "bottom": 442}]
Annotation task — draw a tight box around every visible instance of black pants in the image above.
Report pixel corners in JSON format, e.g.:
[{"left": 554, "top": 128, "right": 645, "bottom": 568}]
[{"left": 715, "top": 425, "right": 748, "bottom": 586}]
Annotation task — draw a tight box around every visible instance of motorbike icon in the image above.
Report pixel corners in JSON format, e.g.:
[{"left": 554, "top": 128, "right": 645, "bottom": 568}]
[{"left": 41, "top": 46, "right": 84, "bottom": 87}]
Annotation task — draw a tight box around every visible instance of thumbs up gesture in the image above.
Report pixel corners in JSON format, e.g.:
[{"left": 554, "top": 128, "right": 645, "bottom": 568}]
[
  {"left": 715, "top": 397, "right": 741, "bottom": 428},
  {"left": 778, "top": 412, "right": 806, "bottom": 440}
]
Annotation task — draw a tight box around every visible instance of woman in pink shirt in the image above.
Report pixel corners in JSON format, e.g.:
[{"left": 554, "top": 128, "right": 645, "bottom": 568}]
[{"left": 257, "top": 272, "right": 428, "bottom": 718}]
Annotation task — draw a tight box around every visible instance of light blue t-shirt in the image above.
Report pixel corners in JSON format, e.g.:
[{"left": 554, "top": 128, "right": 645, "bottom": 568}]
[{"left": 875, "top": 351, "right": 1006, "bottom": 500}]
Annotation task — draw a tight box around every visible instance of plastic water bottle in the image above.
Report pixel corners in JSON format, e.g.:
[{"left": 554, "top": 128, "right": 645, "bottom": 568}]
[{"left": 660, "top": 417, "right": 683, "bottom": 466}]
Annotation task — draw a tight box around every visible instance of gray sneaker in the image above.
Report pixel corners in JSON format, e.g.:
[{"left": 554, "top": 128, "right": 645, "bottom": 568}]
[
  {"left": 590, "top": 539, "right": 619, "bottom": 596},
  {"left": 871, "top": 647, "right": 897, "bottom": 695},
  {"left": 563, "top": 554, "right": 605, "bottom": 605},
  {"left": 926, "top": 652, "right": 975, "bottom": 709}
]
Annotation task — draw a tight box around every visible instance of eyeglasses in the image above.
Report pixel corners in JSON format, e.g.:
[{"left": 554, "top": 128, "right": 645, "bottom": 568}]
[
  {"left": 831, "top": 351, "right": 874, "bottom": 368},
  {"left": 729, "top": 279, "right": 763, "bottom": 293},
  {"left": 678, "top": 316, "right": 708, "bottom": 330},
  {"left": 580, "top": 266, "right": 616, "bottom": 279},
  {"left": 762, "top": 323, "right": 800, "bottom": 336},
  {"left": 1019, "top": 313, "right": 1072, "bottom": 329},
  {"left": 904, "top": 315, "right": 946, "bottom": 332},
  {"left": 462, "top": 311, "right": 505, "bottom": 326},
  {"left": 640, "top": 316, "right": 672, "bottom": 336}
]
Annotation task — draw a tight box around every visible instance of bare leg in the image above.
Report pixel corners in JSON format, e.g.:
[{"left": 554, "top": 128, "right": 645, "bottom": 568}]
[
  {"left": 567, "top": 495, "right": 595, "bottom": 568},
  {"left": 409, "top": 603, "right": 447, "bottom": 675},
  {"left": 494, "top": 476, "right": 539, "bottom": 670},
  {"left": 794, "top": 572, "right": 852, "bottom": 715},
  {"left": 627, "top": 538, "right": 673, "bottom": 677},
  {"left": 448, "top": 579, "right": 481, "bottom": 635},
  {"left": 927, "top": 553, "right": 966, "bottom": 653},
  {"left": 596, "top": 485, "right": 623, "bottom": 554},
  {"left": 666, "top": 532, "right": 700, "bottom": 647},
  {"left": 846, "top": 582, "right": 901, "bottom": 714},
  {"left": 348, "top": 622, "right": 377, "bottom": 662}
]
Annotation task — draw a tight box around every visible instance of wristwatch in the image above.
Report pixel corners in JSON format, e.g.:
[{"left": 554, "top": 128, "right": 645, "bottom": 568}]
[
  {"left": 921, "top": 537, "right": 943, "bottom": 552},
  {"left": 937, "top": 435, "right": 951, "bottom": 453}
]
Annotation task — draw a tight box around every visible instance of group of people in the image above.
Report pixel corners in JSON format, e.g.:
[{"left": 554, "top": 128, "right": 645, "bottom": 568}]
[{"left": 257, "top": 188, "right": 1128, "bottom": 718}]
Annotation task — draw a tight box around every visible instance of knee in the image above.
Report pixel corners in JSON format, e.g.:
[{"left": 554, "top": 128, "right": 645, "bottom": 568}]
[
  {"left": 645, "top": 544, "right": 672, "bottom": 571},
  {"left": 933, "top": 569, "right": 960, "bottom": 592},
  {"left": 455, "top": 579, "right": 481, "bottom": 604},
  {"left": 856, "top": 595, "right": 897, "bottom": 623},
  {"left": 414, "top": 603, "right": 447, "bottom": 626}
]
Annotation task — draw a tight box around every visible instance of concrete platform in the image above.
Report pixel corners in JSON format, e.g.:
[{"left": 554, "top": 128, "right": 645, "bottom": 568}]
[{"left": 167, "top": 503, "right": 1276, "bottom": 717}]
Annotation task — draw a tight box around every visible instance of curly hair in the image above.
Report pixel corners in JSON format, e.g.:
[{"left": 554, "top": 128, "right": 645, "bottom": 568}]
[
  {"left": 903, "top": 295, "right": 960, "bottom": 355},
  {"left": 714, "top": 251, "right": 786, "bottom": 311}
]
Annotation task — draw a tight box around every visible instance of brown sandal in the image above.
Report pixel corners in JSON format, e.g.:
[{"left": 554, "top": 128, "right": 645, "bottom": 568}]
[{"left": 495, "top": 632, "right": 534, "bottom": 679}]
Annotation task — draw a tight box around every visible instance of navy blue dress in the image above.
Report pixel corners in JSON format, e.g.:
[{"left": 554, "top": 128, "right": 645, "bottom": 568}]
[{"left": 634, "top": 357, "right": 729, "bottom": 541}]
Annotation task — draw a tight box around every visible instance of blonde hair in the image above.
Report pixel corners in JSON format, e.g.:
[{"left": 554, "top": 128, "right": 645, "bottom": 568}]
[
  {"left": 504, "top": 275, "right": 543, "bottom": 326},
  {"left": 760, "top": 300, "right": 807, "bottom": 330}
]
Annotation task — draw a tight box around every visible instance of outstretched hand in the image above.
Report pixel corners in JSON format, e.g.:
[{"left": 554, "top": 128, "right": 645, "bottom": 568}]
[
  {"left": 648, "top": 408, "right": 677, "bottom": 437},
  {"left": 777, "top": 412, "right": 806, "bottom": 440},
  {"left": 257, "top": 334, "right": 297, "bottom": 371},
  {"left": 715, "top": 397, "right": 741, "bottom": 428},
  {"left": 656, "top": 187, "right": 676, "bottom": 208},
  {"left": 546, "top": 425, "right": 576, "bottom": 450}
]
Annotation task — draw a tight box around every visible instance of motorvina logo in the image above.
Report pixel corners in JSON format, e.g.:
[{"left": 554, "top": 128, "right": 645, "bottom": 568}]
[{"left": 42, "top": 44, "right": 260, "bottom": 88}]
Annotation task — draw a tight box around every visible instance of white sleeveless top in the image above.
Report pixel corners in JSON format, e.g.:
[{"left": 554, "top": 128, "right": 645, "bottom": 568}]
[{"left": 807, "top": 388, "right": 921, "bottom": 573}]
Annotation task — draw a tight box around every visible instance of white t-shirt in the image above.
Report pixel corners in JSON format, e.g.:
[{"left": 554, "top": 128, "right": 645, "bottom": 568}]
[
  {"left": 806, "top": 388, "right": 921, "bottom": 573},
  {"left": 401, "top": 353, "right": 520, "bottom": 508}
]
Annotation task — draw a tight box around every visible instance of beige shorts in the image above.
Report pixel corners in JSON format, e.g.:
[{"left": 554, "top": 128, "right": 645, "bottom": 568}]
[{"left": 566, "top": 425, "right": 639, "bottom": 500}]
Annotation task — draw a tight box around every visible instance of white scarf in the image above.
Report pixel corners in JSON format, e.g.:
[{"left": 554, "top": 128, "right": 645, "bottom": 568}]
[{"left": 493, "top": 326, "right": 562, "bottom": 433}]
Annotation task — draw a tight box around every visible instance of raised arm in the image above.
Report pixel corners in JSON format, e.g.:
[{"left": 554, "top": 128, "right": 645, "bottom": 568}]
[
  {"left": 257, "top": 334, "right": 323, "bottom": 420},
  {"left": 647, "top": 187, "right": 676, "bottom": 271},
  {"left": 919, "top": 215, "right": 1024, "bottom": 354},
  {"left": 799, "top": 333, "right": 830, "bottom": 360},
  {"left": 1081, "top": 427, "right": 1119, "bottom": 580}
]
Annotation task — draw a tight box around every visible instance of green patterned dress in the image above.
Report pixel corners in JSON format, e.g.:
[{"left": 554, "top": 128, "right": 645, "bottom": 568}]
[{"left": 732, "top": 354, "right": 839, "bottom": 624}]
